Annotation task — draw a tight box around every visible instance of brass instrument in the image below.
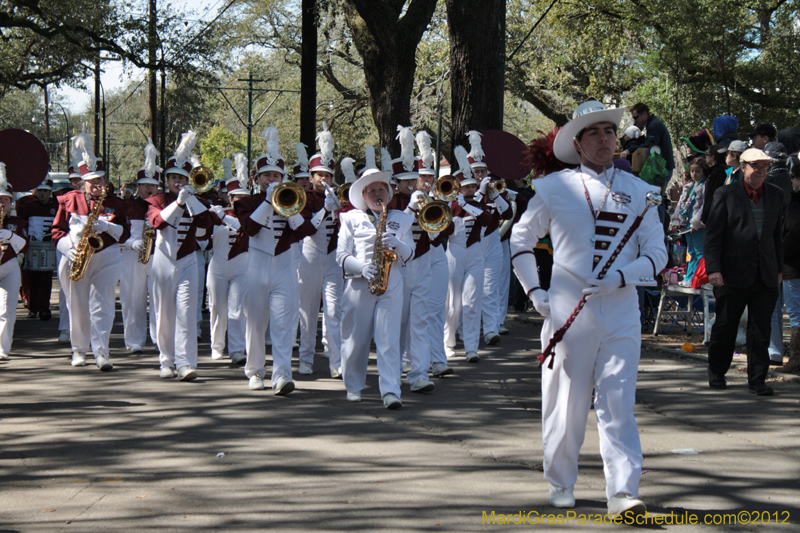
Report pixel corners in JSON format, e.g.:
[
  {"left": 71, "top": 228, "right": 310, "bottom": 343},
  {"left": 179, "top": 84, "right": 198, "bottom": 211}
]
[
  {"left": 416, "top": 180, "right": 453, "bottom": 234},
  {"left": 323, "top": 182, "right": 342, "bottom": 210},
  {"left": 68, "top": 186, "right": 107, "bottom": 282},
  {"left": 487, "top": 179, "right": 506, "bottom": 196},
  {"left": 338, "top": 183, "right": 351, "bottom": 204},
  {"left": 271, "top": 181, "right": 307, "bottom": 218},
  {"left": 433, "top": 176, "right": 461, "bottom": 202},
  {"left": 139, "top": 220, "right": 155, "bottom": 264},
  {"left": 368, "top": 199, "right": 397, "bottom": 296},
  {"left": 0, "top": 207, "right": 6, "bottom": 252},
  {"left": 188, "top": 165, "right": 215, "bottom": 194}
]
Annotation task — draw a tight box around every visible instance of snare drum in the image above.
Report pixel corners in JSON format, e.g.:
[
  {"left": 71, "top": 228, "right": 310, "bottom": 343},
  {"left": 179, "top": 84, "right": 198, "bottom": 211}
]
[{"left": 24, "top": 240, "right": 57, "bottom": 271}]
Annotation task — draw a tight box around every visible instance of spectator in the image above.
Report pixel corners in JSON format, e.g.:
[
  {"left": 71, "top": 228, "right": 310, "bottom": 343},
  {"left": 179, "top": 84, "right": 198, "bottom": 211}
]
[
  {"left": 778, "top": 127, "right": 800, "bottom": 156},
  {"left": 681, "top": 128, "right": 714, "bottom": 158},
  {"left": 713, "top": 115, "right": 740, "bottom": 148},
  {"left": 620, "top": 103, "right": 675, "bottom": 183},
  {"left": 670, "top": 159, "right": 707, "bottom": 287},
  {"left": 748, "top": 124, "right": 777, "bottom": 150},
  {"left": 778, "top": 157, "right": 800, "bottom": 373},
  {"left": 701, "top": 144, "right": 728, "bottom": 225},
  {"left": 621, "top": 126, "right": 641, "bottom": 154},
  {"left": 704, "top": 148, "right": 784, "bottom": 396},
  {"left": 723, "top": 140, "right": 747, "bottom": 184}
]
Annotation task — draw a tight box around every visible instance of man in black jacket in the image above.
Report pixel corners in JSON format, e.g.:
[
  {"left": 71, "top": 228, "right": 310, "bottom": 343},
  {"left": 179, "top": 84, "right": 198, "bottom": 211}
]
[
  {"left": 704, "top": 148, "right": 784, "bottom": 396},
  {"left": 620, "top": 103, "right": 675, "bottom": 183}
]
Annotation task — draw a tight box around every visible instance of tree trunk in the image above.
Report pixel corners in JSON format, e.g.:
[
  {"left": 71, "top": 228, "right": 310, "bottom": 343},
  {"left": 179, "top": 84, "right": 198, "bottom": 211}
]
[
  {"left": 148, "top": 0, "right": 158, "bottom": 145},
  {"left": 300, "top": 0, "right": 318, "bottom": 150},
  {"left": 342, "top": 0, "right": 437, "bottom": 154},
  {"left": 446, "top": 0, "right": 506, "bottom": 154}
]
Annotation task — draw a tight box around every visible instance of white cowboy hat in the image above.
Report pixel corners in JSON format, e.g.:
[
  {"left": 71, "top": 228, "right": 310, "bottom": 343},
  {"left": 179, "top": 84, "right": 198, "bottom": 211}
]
[
  {"left": 553, "top": 101, "right": 625, "bottom": 165},
  {"left": 348, "top": 169, "right": 393, "bottom": 211}
]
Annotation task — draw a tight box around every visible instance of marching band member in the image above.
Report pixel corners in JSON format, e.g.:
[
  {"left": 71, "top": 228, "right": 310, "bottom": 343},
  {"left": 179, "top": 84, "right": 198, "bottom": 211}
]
[
  {"left": 146, "top": 130, "right": 213, "bottom": 381},
  {"left": 52, "top": 133, "right": 130, "bottom": 371},
  {"left": 296, "top": 132, "right": 344, "bottom": 378},
  {"left": 17, "top": 180, "right": 57, "bottom": 321},
  {"left": 443, "top": 147, "right": 492, "bottom": 363},
  {"left": 497, "top": 187, "right": 527, "bottom": 333},
  {"left": 119, "top": 139, "right": 159, "bottom": 353},
  {"left": 465, "top": 131, "right": 513, "bottom": 346},
  {"left": 511, "top": 101, "right": 666, "bottom": 515},
  {"left": 388, "top": 127, "right": 436, "bottom": 393},
  {"left": 53, "top": 160, "right": 84, "bottom": 342},
  {"left": 0, "top": 164, "right": 29, "bottom": 361},
  {"left": 206, "top": 154, "right": 250, "bottom": 364},
  {"left": 236, "top": 127, "right": 316, "bottom": 394},
  {"left": 337, "top": 168, "right": 414, "bottom": 408}
]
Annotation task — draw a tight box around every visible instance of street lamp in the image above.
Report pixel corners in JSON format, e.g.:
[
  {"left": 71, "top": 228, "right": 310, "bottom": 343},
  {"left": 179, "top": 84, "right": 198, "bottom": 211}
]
[{"left": 48, "top": 102, "right": 71, "bottom": 171}]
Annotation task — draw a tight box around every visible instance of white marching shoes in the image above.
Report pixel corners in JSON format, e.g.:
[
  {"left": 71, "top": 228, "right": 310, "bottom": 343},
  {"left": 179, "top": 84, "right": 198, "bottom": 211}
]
[
  {"left": 71, "top": 351, "right": 86, "bottom": 367},
  {"left": 484, "top": 332, "right": 500, "bottom": 345},
  {"left": 346, "top": 390, "right": 361, "bottom": 402},
  {"left": 249, "top": 375, "right": 265, "bottom": 390},
  {"left": 549, "top": 484, "right": 575, "bottom": 508},
  {"left": 230, "top": 352, "right": 246, "bottom": 365},
  {"left": 607, "top": 493, "right": 646, "bottom": 517},
  {"left": 298, "top": 361, "right": 313, "bottom": 375},
  {"left": 59, "top": 330, "right": 70, "bottom": 343},
  {"left": 383, "top": 393, "right": 402, "bottom": 410},
  {"left": 160, "top": 367, "right": 177, "bottom": 379},
  {"left": 177, "top": 366, "right": 197, "bottom": 381},
  {"left": 410, "top": 377, "right": 435, "bottom": 393},
  {"left": 430, "top": 362, "right": 453, "bottom": 377},
  {"left": 95, "top": 355, "right": 113, "bottom": 371},
  {"left": 273, "top": 376, "right": 295, "bottom": 396}
]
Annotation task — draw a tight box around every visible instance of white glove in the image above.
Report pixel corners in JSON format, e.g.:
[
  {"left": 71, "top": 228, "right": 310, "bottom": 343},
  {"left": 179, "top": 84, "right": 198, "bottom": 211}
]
[
  {"left": 408, "top": 190, "right": 426, "bottom": 211},
  {"left": 129, "top": 239, "right": 144, "bottom": 251},
  {"left": 457, "top": 194, "right": 467, "bottom": 207},
  {"left": 583, "top": 272, "right": 623, "bottom": 299},
  {"left": 67, "top": 247, "right": 79, "bottom": 263},
  {"left": 479, "top": 177, "right": 491, "bottom": 195},
  {"left": 324, "top": 191, "right": 339, "bottom": 212},
  {"left": 361, "top": 263, "right": 378, "bottom": 281},
  {"left": 381, "top": 232, "right": 402, "bottom": 250},
  {"left": 209, "top": 205, "right": 225, "bottom": 218},
  {"left": 265, "top": 182, "right": 278, "bottom": 201},
  {"left": 530, "top": 289, "right": 550, "bottom": 317},
  {"left": 0, "top": 229, "right": 11, "bottom": 242},
  {"left": 92, "top": 219, "right": 109, "bottom": 233},
  {"left": 176, "top": 186, "right": 192, "bottom": 206}
]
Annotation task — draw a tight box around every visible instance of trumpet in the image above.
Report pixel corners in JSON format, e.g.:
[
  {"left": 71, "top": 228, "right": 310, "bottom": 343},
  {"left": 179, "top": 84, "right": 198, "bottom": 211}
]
[
  {"left": 271, "top": 181, "right": 307, "bottom": 218},
  {"left": 432, "top": 175, "right": 461, "bottom": 202},
  {"left": 323, "top": 182, "right": 342, "bottom": 210},
  {"left": 337, "top": 183, "right": 351, "bottom": 204},
  {"left": 487, "top": 179, "right": 506, "bottom": 196}
]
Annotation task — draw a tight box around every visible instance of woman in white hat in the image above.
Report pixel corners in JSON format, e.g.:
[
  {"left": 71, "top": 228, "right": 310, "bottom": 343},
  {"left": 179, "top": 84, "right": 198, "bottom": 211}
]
[
  {"left": 511, "top": 101, "right": 667, "bottom": 516},
  {"left": 336, "top": 169, "right": 414, "bottom": 408},
  {"left": 206, "top": 154, "right": 250, "bottom": 365},
  {"left": 0, "top": 164, "right": 29, "bottom": 361},
  {"left": 53, "top": 133, "right": 131, "bottom": 372}
]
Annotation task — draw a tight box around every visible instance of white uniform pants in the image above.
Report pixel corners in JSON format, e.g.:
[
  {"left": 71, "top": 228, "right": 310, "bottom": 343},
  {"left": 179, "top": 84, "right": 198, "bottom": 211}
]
[
  {"left": 498, "top": 239, "right": 511, "bottom": 327},
  {"left": 207, "top": 253, "right": 247, "bottom": 356},
  {"left": 297, "top": 248, "right": 342, "bottom": 370},
  {"left": 196, "top": 249, "right": 206, "bottom": 326},
  {"left": 243, "top": 249, "right": 300, "bottom": 388},
  {"left": 151, "top": 251, "right": 198, "bottom": 369},
  {"left": 541, "top": 265, "right": 642, "bottom": 500},
  {"left": 56, "top": 250, "right": 69, "bottom": 333},
  {"left": 399, "top": 253, "right": 432, "bottom": 383},
  {"left": 58, "top": 247, "right": 122, "bottom": 357},
  {"left": 481, "top": 232, "right": 502, "bottom": 336},
  {"left": 0, "top": 260, "right": 21, "bottom": 355},
  {"left": 119, "top": 247, "right": 156, "bottom": 349},
  {"left": 428, "top": 246, "right": 449, "bottom": 365},
  {"left": 444, "top": 243, "right": 484, "bottom": 353},
  {"left": 340, "top": 275, "right": 403, "bottom": 398}
]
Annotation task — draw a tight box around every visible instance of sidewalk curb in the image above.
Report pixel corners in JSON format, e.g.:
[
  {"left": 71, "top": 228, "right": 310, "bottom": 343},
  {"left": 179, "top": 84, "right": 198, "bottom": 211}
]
[{"left": 643, "top": 342, "right": 800, "bottom": 382}]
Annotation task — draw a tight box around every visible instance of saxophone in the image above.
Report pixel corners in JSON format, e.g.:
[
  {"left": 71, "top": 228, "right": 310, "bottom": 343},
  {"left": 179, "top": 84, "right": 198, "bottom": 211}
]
[
  {"left": 0, "top": 207, "right": 6, "bottom": 252},
  {"left": 367, "top": 200, "right": 398, "bottom": 296},
  {"left": 139, "top": 220, "right": 155, "bottom": 264},
  {"left": 68, "top": 186, "right": 107, "bottom": 282}
]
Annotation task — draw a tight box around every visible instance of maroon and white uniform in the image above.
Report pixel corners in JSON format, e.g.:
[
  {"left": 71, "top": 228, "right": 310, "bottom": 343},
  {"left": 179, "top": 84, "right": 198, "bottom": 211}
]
[
  {"left": 478, "top": 190, "right": 513, "bottom": 338},
  {"left": 207, "top": 207, "right": 249, "bottom": 358},
  {"left": 297, "top": 189, "right": 343, "bottom": 374},
  {"left": 146, "top": 192, "right": 214, "bottom": 371},
  {"left": 17, "top": 198, "right": 57, "bottom": 315},
  {"left": 52, "top": 190, "right": 130, "bottom": 358},
  {"left": 443, "top": 199, "right": 492, "bottom": 355},
  {"left": 236, "top": 192, "right": 316, "bottom": 388},
  {"left": 0, "top": 216, "right": 28, "bottom": 356},
  {"left": 119, "top": 196, "right": 156, "bottom": 350}
]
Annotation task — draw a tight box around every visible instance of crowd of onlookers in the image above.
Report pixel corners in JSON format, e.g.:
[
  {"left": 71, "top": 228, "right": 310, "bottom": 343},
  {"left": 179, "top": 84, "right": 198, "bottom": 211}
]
[{"left": 615, "top": 104, "right": 800, "bottom": 392}]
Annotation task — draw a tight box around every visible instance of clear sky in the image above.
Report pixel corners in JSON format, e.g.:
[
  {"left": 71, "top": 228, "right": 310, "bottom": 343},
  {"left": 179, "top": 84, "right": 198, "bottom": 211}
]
[{"left": 58, "top": 0, "right": 221, "bottom": 113}]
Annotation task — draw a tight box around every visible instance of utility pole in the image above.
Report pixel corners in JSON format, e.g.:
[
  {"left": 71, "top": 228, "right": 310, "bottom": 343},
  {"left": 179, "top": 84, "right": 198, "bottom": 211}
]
[
  {"left": 44, "top": 84, "right": 51, "bottom": 167},
  {"left": 148, "top": 0, "right": 159, "bottom": 146},
  {"left": 94, "top": 57, "right": 101, "bottom": 156},
  {"left": 243, "top": 72, "right": 260, "bottom": 167},
  {"left": 300, "top": 0, "right": 317, "bottom": 149},
  {"left": 160, "top": 65, "right": 167, "bottom": 169}
]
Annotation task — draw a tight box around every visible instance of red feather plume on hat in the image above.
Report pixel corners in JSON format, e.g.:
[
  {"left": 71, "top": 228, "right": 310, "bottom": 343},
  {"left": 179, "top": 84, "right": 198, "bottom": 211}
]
[{"left": 524, "top": 128, "right": 574, "bottom": 178}]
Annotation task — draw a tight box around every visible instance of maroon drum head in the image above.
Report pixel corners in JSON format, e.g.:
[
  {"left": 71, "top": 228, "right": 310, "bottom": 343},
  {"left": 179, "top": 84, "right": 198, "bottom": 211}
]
[
  {"left": 481, "top": 130, "right": 532, "bottom": 181},
  {"left": 0, "top": 129, "right": 50, "bottom": 192}
]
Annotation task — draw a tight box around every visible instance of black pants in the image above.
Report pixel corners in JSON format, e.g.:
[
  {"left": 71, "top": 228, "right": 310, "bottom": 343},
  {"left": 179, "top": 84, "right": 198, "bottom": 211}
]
[
  {"left": 708, "top": 277, "right": 779, "bottom": 387},
  {"left": 21, "top": 270, "right": 53, "bottom": 313}
]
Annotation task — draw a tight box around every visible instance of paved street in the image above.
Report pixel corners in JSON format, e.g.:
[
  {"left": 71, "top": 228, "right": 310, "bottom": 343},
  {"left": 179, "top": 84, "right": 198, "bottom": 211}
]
[{"left": 1, "top": 302, "right": 799, "bottom": 531}]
